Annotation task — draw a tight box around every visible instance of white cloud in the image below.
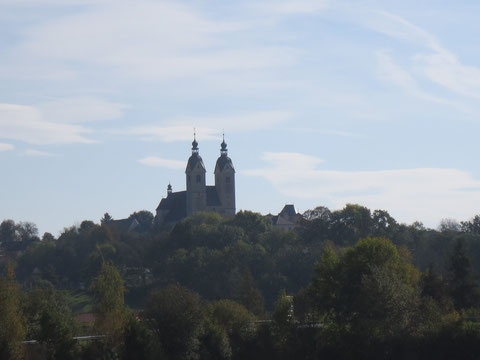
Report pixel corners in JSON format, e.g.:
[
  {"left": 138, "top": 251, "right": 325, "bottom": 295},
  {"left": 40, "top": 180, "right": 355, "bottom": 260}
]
[
  {"left": 24, "top": 149, "right": 58, "bottom": 157},
  {"left": 245, "top": 152, "right": 480, "bottom": 225},
  {"left": 0, "top": 97, "right": 126, "bottom": 145},
  {"left": 38, "top": 97, "right": 127, "bottom": 123},
  {"left": 0, "top": 143, "right": 14, "bottom": 151},
  {"left": 138, "top": 156, "right": 185, "bottom": 170},
  {"left": 250, "top": 0, "right": 330, "bottom": 15},
  {"left": 0, "top": 103, "right": 93, "bottom": 145},
  {"left": 120, "top": 111, "right": 291, "bottom": 142}
]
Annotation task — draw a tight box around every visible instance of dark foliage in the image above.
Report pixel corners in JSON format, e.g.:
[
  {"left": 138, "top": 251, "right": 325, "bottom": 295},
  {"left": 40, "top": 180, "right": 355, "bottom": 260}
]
[{"left": 3, "top": 205, "right": 480, "bottom": 359}]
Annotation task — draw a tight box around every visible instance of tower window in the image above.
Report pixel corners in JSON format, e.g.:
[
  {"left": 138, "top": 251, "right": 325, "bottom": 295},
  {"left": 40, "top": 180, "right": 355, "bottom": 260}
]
[
  {"left": 196, "top": 174, "right": 201, "bottom": 183},
  {"left": 187, "top": 175, "right": 191, "bottom": 183},
  {"left": 226, "top": 177, "right": 230, "bottom": 183}
]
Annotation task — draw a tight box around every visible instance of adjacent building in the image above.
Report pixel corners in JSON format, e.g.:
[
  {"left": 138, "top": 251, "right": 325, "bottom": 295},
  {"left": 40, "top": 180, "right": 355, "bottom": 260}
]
[{"left": 268, "top": 204, "right": 303, "bottom": 231}]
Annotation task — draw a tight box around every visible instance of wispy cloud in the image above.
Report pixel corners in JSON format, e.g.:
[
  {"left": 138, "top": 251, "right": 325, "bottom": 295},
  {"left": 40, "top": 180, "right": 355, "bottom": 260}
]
[
  {"left": 0, "top": 103, "right": 93, "bottom": 145},
  {"left": 138, "top": 156, "right": 185, "bottom": 170},
  {"left": 119, "top": 111, "right": 291, "bottom": 142},
  {"left": 124, "top": 126, "right": 219, "bottom": 143},
  {"left": 249, "top": 0, "right": 330, "bottom": 15},
  {"left": 287, "top": 128, "right": 361, "bottom": 138},
  {"left": 38, "top": 97, "right": 127, "bottom": 123},
  {"left": 369, "top": 10, "right": 480, "bottom": 101},
  {"left": 245, "top": 152, "right": 480, "bottom": 225},
  {"left": 0, "top": 97, "right": 126, "bottom": 145},
  {"left": 5, "top": 1, "right": 294, "bottom": 82},
  {"left": 416, "top": 51, "right": 480, "bottom": 100},
  {"left": 375, "top": 50, "right": 463, "bottom": 109},
  {"left": 0, "top": 0, "right": 100, "bottom": 5},
  {"left": 0, "top": 143, "right": 14, "bottom": 152},
  {"left": 24, "top": 149, "right": 58, "bottom": 157}
]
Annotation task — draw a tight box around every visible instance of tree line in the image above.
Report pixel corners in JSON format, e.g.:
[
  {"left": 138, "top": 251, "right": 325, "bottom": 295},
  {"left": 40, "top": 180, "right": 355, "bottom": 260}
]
[{"left": 2, "top": 204, "right": 480, "bottom": 358}]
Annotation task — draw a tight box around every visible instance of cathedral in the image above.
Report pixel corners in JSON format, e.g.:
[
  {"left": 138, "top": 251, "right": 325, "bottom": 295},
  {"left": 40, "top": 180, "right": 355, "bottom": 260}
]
[{"left": 154, "top": 136, "right": 236, "bottom": 227}]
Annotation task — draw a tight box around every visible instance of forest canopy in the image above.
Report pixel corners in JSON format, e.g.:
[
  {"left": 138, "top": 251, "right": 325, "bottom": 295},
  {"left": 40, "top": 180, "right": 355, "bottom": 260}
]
[{"left": 2, "top": 204, "right": 480, "bottom": 359}]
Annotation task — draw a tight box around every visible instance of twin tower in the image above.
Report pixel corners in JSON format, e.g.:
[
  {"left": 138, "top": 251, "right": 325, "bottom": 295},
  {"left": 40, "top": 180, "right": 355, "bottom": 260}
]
[{"left": 155, "top": 136, "right": 236, "bottom": 226}]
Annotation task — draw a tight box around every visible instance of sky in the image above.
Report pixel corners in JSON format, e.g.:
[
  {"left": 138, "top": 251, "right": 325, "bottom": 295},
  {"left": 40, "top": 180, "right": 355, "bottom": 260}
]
[{"left": 2, "top": 0, "right": 480, "bottom": 236}]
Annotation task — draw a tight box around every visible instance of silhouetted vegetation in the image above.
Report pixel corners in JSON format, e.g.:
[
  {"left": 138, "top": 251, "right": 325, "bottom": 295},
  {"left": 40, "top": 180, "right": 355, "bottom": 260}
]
[{"left": 3, "top": 205, "right": 480, "bottom": 358}]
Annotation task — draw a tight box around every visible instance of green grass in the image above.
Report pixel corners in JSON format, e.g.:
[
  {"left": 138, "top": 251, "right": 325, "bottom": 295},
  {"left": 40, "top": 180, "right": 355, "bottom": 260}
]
[{"left": 64, "top": 289, "right": 94, "bottom": 314}]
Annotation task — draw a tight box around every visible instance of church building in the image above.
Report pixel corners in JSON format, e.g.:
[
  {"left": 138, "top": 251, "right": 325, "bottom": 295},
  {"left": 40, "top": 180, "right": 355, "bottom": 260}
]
[{"left": 155, "top": 136, "right": 236, "bottom": 227}]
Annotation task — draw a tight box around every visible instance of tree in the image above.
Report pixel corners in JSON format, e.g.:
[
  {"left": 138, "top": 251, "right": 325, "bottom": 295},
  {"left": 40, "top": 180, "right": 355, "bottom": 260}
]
[
  {"left": 42, "top": 232, "right": 56, "bottom": 242},
  {"left": 372, "top": 209, "right": 398, "bottom": 237},
  {"left": 421, "top": 263, "right": 450, "bottom": 306},
  {"left": 129, "top": 210, "right": 154, "bottom": 232},
  {"left": 438, "top": 218, "right": 460, "bottom": 232},
  {"left": 23, "top": 286, "right": 78, "bottom": 359},
  {"left": 0, "top": 263, "right": 26, "bottom": 359},
  {"left": 302, "top": 206, "right": 331, "bottom": 221},
  {"left": 329, "top": 204, "right": 373, "bottom": 245},
  {"left": 0, "top": 221, "right": 40, "bottom": 251},
  {"left": 447, "top": 239, "right": 480, "bottom": 310},
  {"left": 273, "top": 290, "right": 293, "bottom": 329},
  {"left": 210, "top": 300, "right": 256, "bottom": 359},
  {"left": 200, "top": 319, "right": 231, "bottom": 360},
  {"left": 90, "top": 262, "right": 127, "bottom": 349},
  {"left": 309, "top": 246, "right": 339, "bottom": 314},
  {"left": 297, "top": 207, "right": 332, "bottom": 244},
  {"left": 16, "top": 221, "right": 39, "bottom": 242},
  {"left": 145, "top": 284, "right": 207, "bottom": 360},
  {"left": 228, "top": 211, "right": 272, "bottom": 237},
  {"left": 124, "top": 314, "right": 162, "bottom": 360},
  {"left": 235, "top": 270, "right": 265, "bottom": 317},
  {"left": 461, "top": 215, "right": 480, "bottom": 234},
  {"left": 309, "top": 237, "right": 420, "bottom": 340},
  {"left": 79, "top": 220, "right": 95, "bottom": 234},
  {"left": 0, "top": 220, "right": 18, "bottom": 249},
  {"left": 100, "top": 212, "right": 113, "bottom": 224}
]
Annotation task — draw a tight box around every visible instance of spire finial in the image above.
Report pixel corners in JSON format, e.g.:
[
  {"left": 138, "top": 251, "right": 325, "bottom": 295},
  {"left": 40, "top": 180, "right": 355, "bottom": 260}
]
[
  {"left": 192, "top": 128, "right": 199, "bottom": 153},
  {"left": 220, "top": 132, "right": 227, "bottom": 155},
  {"left": 167, "top": 182, "right": 172, "bottom": 195}
]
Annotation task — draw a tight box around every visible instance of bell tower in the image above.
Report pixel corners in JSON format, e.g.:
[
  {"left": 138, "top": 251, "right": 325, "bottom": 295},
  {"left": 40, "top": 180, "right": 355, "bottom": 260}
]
[
  {"left": 186, "top": 134, "right": 207, "bottom": 216},
  {"left": 214, "top": 135, "right": 235, "bottom": 216}
]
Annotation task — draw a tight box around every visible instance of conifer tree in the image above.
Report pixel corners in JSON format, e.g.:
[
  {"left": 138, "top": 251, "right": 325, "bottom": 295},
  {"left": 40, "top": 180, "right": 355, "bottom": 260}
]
[{"left": 447, "top": 239, "right": 480, "bottom": 310}]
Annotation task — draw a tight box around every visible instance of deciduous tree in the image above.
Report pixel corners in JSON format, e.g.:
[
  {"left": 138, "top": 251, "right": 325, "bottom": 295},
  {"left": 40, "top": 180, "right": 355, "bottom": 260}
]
[
  {"left": 90, "top": 262, "right": 127, "bottom": 349},
  {"left": 0, "top": 263, "right": 26, "bottom": 359},
  {"left": 145, "top": 284, "right": 207, "bottom": 360}
]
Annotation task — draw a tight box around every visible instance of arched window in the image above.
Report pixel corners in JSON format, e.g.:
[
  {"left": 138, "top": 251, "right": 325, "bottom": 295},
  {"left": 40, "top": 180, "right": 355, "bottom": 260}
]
[{"left": 196, "top": 174, "right": 201, "bottom": 183}]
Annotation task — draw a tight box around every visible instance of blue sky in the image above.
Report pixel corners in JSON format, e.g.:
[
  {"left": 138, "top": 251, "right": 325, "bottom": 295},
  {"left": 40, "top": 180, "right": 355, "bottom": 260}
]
[{"left": 2, "top": 0, "right": 480, "bottom": 235}]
